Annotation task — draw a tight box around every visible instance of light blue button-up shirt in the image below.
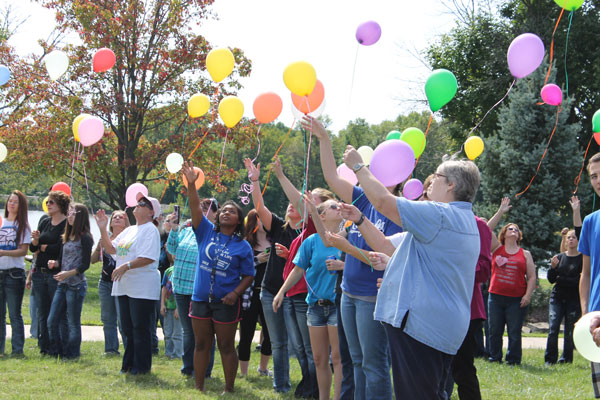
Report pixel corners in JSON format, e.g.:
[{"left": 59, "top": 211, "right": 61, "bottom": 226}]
[{"left": 374, "top": 198, "right": 480, "bottom": 355}]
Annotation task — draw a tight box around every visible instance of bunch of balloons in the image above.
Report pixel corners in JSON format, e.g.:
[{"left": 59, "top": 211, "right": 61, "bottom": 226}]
[{"left": 72, "top": 114, "right": 105, "bottom": 146}]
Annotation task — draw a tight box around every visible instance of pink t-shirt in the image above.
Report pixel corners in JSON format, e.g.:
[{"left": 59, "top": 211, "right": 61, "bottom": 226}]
[{"left": 472, "top": 217, "right": 492, "bottom": 320}]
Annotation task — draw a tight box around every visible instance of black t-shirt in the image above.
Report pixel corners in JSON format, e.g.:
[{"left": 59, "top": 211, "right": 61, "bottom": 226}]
[
  {"left": 100, "top": 246, "right": 117, "bottom": 282},
  {"left": 30, "top": 215, "right": 67, "bottom": 275},
  {"left": 547, "top": 252, "right": 582, "bottom": 301},
  {"left": 262, "top": 212, "right": 299, "bottom": 295}
]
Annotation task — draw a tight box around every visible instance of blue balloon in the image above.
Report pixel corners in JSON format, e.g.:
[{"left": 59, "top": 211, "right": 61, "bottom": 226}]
[{"left": 0, "top": 66, "right": 10, "bottom": 86}]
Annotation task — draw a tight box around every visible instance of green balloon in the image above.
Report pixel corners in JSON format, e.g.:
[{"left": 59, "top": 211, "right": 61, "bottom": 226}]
[
  {"left": 386, "top": 130, "right": 402, "bottom": 140},
  {"left": 553, "top": 0, "right": 583, "bottom": 11},
  {"left": 425, "top": 69, "right": 458, "bottom": 112},
  {"left": 593, "top": 109, "right": 600, "bottom": 133},
  {"left": 400, "top": 127, "right": 426, "bottom": 158}
]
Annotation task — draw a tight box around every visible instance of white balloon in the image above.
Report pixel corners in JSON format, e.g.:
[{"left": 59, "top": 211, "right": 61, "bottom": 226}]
[
  {"left": 44, "top": 50, "right": 69, "bottom": 81},
  {"left": 166, "top": 152, "right": 184, "bottom": 173},
  {"left": 0, "top": 143, "right": 7, "bottom": 163},
  {"left": 574, "top": 311, "right": 600, "bottom": 362},
  {"left": 357, "top": 146, "right": 374, "bottom": 165},
  {"left": 291, "top": 98, "right": 326, "bottom": 122}
]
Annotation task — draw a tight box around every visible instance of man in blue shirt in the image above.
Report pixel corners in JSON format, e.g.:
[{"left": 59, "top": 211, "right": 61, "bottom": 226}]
[{"left": 343, "top": 147, "right": 481, "bottom": 400}]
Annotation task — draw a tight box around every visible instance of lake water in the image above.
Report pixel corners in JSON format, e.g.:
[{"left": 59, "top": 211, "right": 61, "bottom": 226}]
[{"left": 28, "top": 210, "right": 101, "bottom": 243}]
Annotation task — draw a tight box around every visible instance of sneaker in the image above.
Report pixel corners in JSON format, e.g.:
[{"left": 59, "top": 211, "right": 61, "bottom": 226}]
[{"left": 257, "top": 367, "right": 273, "bottom": 377}]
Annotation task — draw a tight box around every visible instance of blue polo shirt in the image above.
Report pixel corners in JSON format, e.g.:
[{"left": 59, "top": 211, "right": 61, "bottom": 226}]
[
  {"left": 579, "top": 210, "right": 600, "bottom": 312},
  {"left": 374, "top": 198, "right": 480, "bottom": 355}
]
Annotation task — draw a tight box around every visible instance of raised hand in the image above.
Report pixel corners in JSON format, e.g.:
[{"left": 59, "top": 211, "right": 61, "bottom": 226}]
[
  {"left": 343, "top": 145, "right": 363, "bottom": 169},
  {"left": 339, "top": 203, "right": 362, "bottom": 223},
  {"left": 271, "top": 156, "right": 283, "bottom": 177},
  {"left": 94, "top": 209, "right": 109, "bottom": 231},
  {"left": 499, "top": 197, "right": 512, "bottom": 214},
  {"left": 181, "top": 161, "right": 199, "bottom": 187},
  {"left": 570, "top": 195, "right": 580, "bottom": 211},
  {"left": 244, "top": 158, "right": 260, "bottom": 182},
  {"left": 300, "top": 116, "right": 327, "bottom": 140}
]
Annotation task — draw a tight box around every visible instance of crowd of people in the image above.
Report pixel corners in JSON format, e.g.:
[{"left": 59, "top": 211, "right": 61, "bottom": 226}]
[{"left": 2, "top": 116, "right": 600, "bottom": 399}]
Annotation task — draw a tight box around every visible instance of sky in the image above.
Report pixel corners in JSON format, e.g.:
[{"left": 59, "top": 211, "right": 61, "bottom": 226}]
[{"left": 6, "top": 0, "right": 458, "bottom": 134}]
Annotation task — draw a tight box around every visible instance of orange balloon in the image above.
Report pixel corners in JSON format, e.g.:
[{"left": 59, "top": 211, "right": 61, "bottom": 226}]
[
  {"left": 253, "top": 92, "right": 283, "bottom": 124},
  {"left": 291, "top": 80, "right": 325, "bottom": 114},
  {"left": 182, "top": 167, "right": 205, "bottom": 189}
]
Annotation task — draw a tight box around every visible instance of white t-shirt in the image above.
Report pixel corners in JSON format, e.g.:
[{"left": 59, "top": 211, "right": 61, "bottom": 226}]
[
  {"left": 111, "top": 222, "right": 161, "bottom": 300},
  {"left": 388, "top": 232, "right": 407, "bottom": 249},
  {"left": 0, "top": 219, "right": 32, "bottom": 270}
]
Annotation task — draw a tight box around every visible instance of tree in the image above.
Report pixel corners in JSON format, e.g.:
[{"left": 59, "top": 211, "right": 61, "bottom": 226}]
[{"left": 0, "top": 0, "right": 252, "bottom": 209}]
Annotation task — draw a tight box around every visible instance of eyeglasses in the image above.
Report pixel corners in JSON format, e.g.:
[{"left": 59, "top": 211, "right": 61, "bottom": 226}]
[
  {"left": 433, "top": 172, "right": 447, "bottom": 179},
  {"left": 67, "top": 209, "right": 81, "bottom": 217},
  {"left": 136, "top": 201, "right": 151, "bottom": 209},
  {"left": 46, "top": 199, "right": 55, "bottom": 205},
  {"left": 506, "top": 227, "right": 519, "bottom": 232}
]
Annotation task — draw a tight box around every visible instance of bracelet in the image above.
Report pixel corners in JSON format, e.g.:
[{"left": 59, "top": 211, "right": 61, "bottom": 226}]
[
  {"left": 233, "top": 290, "right": 241, "bottom": 297},
  {"left": 355, "top": 213, "right": 365, "bottom": 226},
  {"left": 251, "top": 179, "right": 259, "bottom": 182},
  {"left": 126, "top": 262, "right": 131, "bottom": 270}
]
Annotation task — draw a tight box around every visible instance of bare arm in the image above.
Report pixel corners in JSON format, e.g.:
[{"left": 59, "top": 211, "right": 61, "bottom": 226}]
[
  {"left": 325, "top": 231, "right": 371, "bottom": 264},
  {"left": 182, "top": 161, "right": 204, "bottom": 230},
  {"left": 244, "top": 158, "right": 273, "bottom": 231},
  {"left": 0, "top": 243, "right": 28, "bottom": 258},
  {"left": 581, "top": 254, "right": 591, "bottom": 315},
  {"left": 272, "top": 266, "right": 305, "bottom": 312},
  {"left": 301, "top": 192, "right": 329, "bottom": 247},
  {"left": 91, "top": 242, "right": 101, "bottom": 264},
  {"left": 571, "top": 196, "right": 582, "bottom": 227},
  {"left": 340, "top": 203, "right": 396, "bottom": 256},
  {"left": 95, "top": 209, "right": 116, "bottom": 254},
  {"left": 520, "top": 250, "right": 536, "bottom": 308},
  {"left": 272, "top": 156, "right": 303, "bottom": 213},
  {"left": 487, "top": 197, "right": 511, "bottom": 231}
]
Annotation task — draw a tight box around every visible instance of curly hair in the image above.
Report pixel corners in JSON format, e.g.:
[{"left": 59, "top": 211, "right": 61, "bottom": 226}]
[
  {"left": 48, "top": 190, "right": 71, "bottom": 216},
  {"left": 214, "top": 200, "right": 245, "bottom": 237}
]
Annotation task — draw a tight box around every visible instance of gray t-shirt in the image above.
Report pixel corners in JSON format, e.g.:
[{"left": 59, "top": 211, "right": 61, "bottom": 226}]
[{"left": 60, "top": 235, "right": 93, "bottom": 287}]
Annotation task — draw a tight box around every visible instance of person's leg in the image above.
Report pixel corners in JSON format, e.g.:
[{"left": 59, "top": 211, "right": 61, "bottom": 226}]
[
  {"left": 324, "top": 304, "right": 342, "bottom": 400},
  {"left": 4, "top": 269, "right": 25, "bottom": 354},
  {"left": 341, "top": 294, "right": 366, "bottom": 400},
  {"left": 283, "top": 297, "right": 311, "bottom": 397},
  {"left": 452, "top": 319, "right": 482, "bottom": 400},
  {"left": 30, "top": 290, "right": 38, "bottom": 339},
  {"left": 237, "top": 291, "right": 260, "bottom": 375},
  {"left": 482, "top": 287, "right": 490, "bottom": 357},
  {"left": 545, "top": 295, "right": 563, "bottom": 364},
  {"left": 64, "top": 282, "right": 86, "bottom": 358},
  {"left": 191, "top": 317, "right": 215, "bottom": 390},
  {"left": 0, "top": 274, "right": 8, "bottom": 354},
  {"left": 258, "top": 299, "right": 272, "bottom": 372},
  {"left": 309, "top": 325, "right": 333, "bottom": 400},
  {"left": 293, "top": 296, "right": 318, "bottom": 398},
  {"left": 98, "top": 279, "right": 119, "bottom": 354},
  {"left": 591, "top": 361, "right": 600, "bottom": 398},
  {"left": 163, "top": 309, "right": 175, "bottom": 358},
  {"left": 175, "top": 293, "right": 194, "bottom": 375},
  {"left": 214, "top": 320, "right": 239, "bottom": 393},
  {"left": 172, "top": 310, "right": 183, "bottom": 358},
  {"left": 117, "top": 295, "right": 134, "bottom": 372},
  {"left": 487, "top": 293, "right": 506, "bottom": 362},
  {"left": 32, "top": 271, "right": 51, "bottom": 353},
  {"left": 151, "top": 300, "right": 160, "bottom": 354},
  {"left": 505, "top": 297, "right": 525, "bottom": 365},
  {"left": 335, "top": 293, "right": 354, "bottom": 400},
  {"left": 260, "top": 289, "right": 290, "bottom": 392},
  {"left": 562, "top": 299, "right": 580, "bottom": 363},
  {"left": 129, "top": 298, "right": 155, "bottom": 373},
  {"left": 46, "top": 284, "right": 67, "bottom": 357}
]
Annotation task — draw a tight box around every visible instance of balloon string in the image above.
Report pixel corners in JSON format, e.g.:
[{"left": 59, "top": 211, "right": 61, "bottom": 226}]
[
  {"left": 467, "top": 79, "right": 516, "bottom": 137},
  {"left": 412, "top": 114, "right": 433, "bottom": 172},
  {"left": 159, "top": 177, "right": 170, "bottom": 202},
  {"left": 543, "top": 1, "right": 567, "bottom": 86},
  {"left": 218, "top": 129, "right": 229, "bottom": 172},
  {"left": 258, "top": 119, "right": 296, "bottom": 198},
  {"left": 251, "top": 125, "right": 262, "bottom": 163},
  {"left": 81, "top": 156, "right": 94, "bottom": 214},
  {"left": 515, "top": 106, "right": 561, "bottom": 198},
  {"left": 348, "top": 43, "right": 359, "bottom": 105},
  {"left": 572, "top": 133, "right": 595, "bottom": 194},
  {"left": 564, "top": 10, "right": 573, "bottom": 97},
  {"left": 70, "top": 139, "right": 78, "bottom": 191}
]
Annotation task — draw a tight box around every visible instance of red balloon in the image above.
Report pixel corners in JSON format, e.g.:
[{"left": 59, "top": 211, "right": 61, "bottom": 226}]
[
  {"left": 291, "top": 80, "right": 325, "bottom": 114},
  {"left": 93, "top": 48, "right": 116, "bottom": 73},
  {"left": 51, "top": 182, "right": 71, "bottom": 196},
  {"left": 594, "top": 132, "right": 600, "bottom": 146},
  {"left": 253, "top": 92, "right": 283, "bottom": 124}
]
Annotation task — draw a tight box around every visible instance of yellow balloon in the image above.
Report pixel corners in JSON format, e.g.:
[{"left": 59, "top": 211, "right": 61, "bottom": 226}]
[
  {"left": 283, "top": 61, "right": 317, "bottom": 97},
  {"left": 72, "top": 114, "right": 91, "bottom": 142},
  {"left": 464, "top": 136, "right": 484, "bottom": 160},
  {"left": 218, "top": 96, "right": 244, "bottom": 128},
  {"left": 187, "top": 94, "right": 210, "bottom": 118},
  {"left": 206, "top": 48, "right": 235, "bottom": 83},
  {"left": 42, "top": 196, "right": 49, "bottom": 213}
]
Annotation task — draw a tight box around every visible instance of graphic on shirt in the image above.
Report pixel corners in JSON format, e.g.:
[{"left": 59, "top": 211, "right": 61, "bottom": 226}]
[
  {"left": 200, "top": 236, "right": 233, "bottom": 277},
  {"left": 116, "top": 239, "right": 134, "bottom": 257},
  {"left": 0, "top": 225, "right": 17, "bottom": 251}
]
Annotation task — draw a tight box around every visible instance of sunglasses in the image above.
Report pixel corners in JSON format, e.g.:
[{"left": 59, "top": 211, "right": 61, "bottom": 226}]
[
  {"left": 329, "top": 203, "right": 339, "bottom": 210},
  {"left": 67, "top": 209, "right": 81, "bottom": 217},
  {"left": 136, "top": 201, "right": 151, "bottom": 209},
  {"left": 506, "top": 227, "right": 519, "bottom": 232},
  {"left": 46, "top": 199, "right": 55, "bottom": 205}
]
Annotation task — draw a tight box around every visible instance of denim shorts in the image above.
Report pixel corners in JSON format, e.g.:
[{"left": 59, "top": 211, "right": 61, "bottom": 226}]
[
  {"left": 189, "top": 300, "right": 240, "bottom": 324},
  {"left": 307, "top": 303, "right": 337, "bottom": 327}
]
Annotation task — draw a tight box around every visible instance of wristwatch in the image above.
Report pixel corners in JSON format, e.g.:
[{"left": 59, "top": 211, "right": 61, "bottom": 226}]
[
  {"left": 355, "top": 213, "right": 366, "bottom": 226},
  {"left": 352, "top": 162, "right": 365, "bottom": 173}
]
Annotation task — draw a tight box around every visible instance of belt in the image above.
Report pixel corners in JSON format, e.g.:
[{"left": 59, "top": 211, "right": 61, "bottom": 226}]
[
  {"left": 0, "top": 268, "right": 24, "bottom": 275},
  {"left": 37, "top": 267, "right": 56, "bottom": 274},
  {"left": 316, "top": 299, "right": 334, "bottom": 306}
]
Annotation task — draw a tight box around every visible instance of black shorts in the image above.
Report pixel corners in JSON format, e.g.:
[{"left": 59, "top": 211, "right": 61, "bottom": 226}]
[{"left": 189, "top": 300, "right": 241, "bottom": 324}]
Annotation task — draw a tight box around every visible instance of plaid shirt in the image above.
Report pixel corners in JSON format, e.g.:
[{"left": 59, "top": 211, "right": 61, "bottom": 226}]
[
  {"left": 167, "top": 226, "right": 198, "bottom": 295},
  {"left": 592, "top": 362, "right": 600, "bottom": 398}
]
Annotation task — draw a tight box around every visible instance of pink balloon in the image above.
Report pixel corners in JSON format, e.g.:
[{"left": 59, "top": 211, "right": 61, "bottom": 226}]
[
  {"left": 337, "top": 164, "right": 358, "bottom": 185},
  {"left": 540, "top": 83, "right": 562, "bottom": 106},
  {"left": 369, "top": 140, "right": 415, "bottom": 187},
  {"left": 507, "top": 33, "right": 545, "bottom": 79},
  {"left": 78, "top": 116, "right": 104, "bottom": 147},
  {"left": 125, "top": 183, "right": 148, "bottom": 207},
  {"left": 403, "top": 179, "right": 423, "bottom": 200},
  {"left": 356, "top": 21, "right": 381, "bottom": 46}
]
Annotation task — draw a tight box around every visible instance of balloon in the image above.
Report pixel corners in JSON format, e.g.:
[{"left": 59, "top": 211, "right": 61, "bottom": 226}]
[
  {"left": 592, "top": 109, "right": 600, "bottom": 133},
  {"left": 574, "top": 312, "right": 600, "bottom": 362},
  {"left": 253, "top": 92, "right": 283, "bottom": 124},
  {"left": 553, "top": 0, "right": 584, "bottom": 10},
  {"left": 218, "top": 96, "right": 244, "bottom": 128},
  {"left": 188, "top": 94, "right": 210, "bottom": 118},
  {"left": 370, "top": 140, "right": 416, "bottom": 187},
  {"left": 291, "top": 99, "right": 326, "bottom": 121},
  {"left": 125, "top": 183, "right": 148, "bottom": 207},
  {"left": 92, "top": 48, "right": 116, "bottom": 73},
  {"left": 182, "top": 167, "right": 205, "bottom": 189},
  {"left": 355, "top": 21, "right": 382, "bottom": 46},
  {"left": 357, "top": 146, "right": 374, "bottom": 165},
  {"left": 72, "top": 114, "right": 91, "bottom": 142},
  {"left": 291, "top": 80, "right": 325, "bottom": 114},
  {"left": 51, "top": 182, "right": 71, "bottom": 196},
  {"left": 283, "top": 61, "right": 317, "bottom": 97},
  {"left": 540, "top": 84, "right": 562, "bottom": 106},
  {"left": 165, "top": 153, "right": 184, "bottom": 174},
  {"left": 464, "top": 136, "right": 485, "bottom": 160},
  {"left": 0, "top": 65, "right": 10, "bottom": 85},
  {"left": 400, "top": 127, "right": 426, "bottom": 158},
  {"left": 337, "top": 164, "right": 358, "bottom": 185},
  {"left": 0, "top": 143, "right": 6, "bottom": 163},
  {"left": 78, "top": 116, "right": 105, "bottom": 147},
  {"left": 425, "top": 69, "right": 458, "bottom": 112},
  {"left": 44, "top": 50, "right": 69, "bottom": 81},
  {"left": 206, "top": 47, "right": 235, "bottom": 83},
  {"left": 42, "top": 196, "right": 49, "bottom": 213},
  {"left": 595, "top": 133, "right": 600, "bottom": 146},
  {"left": 403, "top": 179, "right": 424, "bottom": 200},
  {"left": 386, "top": 130, "right": 401, "bottom": 140},
  {"left": 507, "top": 33, "right": 545, "bottom": 79}
]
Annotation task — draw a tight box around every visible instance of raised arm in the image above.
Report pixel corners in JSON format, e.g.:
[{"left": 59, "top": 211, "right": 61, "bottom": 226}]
[
  {"left": 301, "top": 192, "right": 330, "bottom": 246},
  {"left": 272, "top": 156, "right": 303, "bottom": 212},
  {"left": 340, "top": 203, "right": 396, "bottom": 256},
  {"left": 301, "top": 116, "right": 354, "bottom": 203},
  {"left": 95, "top": 209, "right": 116, "bottom": 255},
  {"left": 487, "top": 197, "right": 511, "bottom": 231},
  {"left": 342, "top": 145, "right": 401, "bottom": 227},
  {"left": 570, "top": 195, "right": 582, "bottom": 228},
  {"left": 244, "top": 158, "right": 273, "bottom": 231},
  {"left": 182, "top": 161, "right": 204, "bottom": 230}
]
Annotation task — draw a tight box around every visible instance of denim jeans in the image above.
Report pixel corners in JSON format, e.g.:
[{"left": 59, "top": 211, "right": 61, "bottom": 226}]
[
  {"left": 32, "top": 270, "right": 67, "bottom": 354},
  {"left": 545, "top": 295, "right": 580, "bottom": 363},
  {"left": 0, "top": 268, "right": 26, "bottom": 354},
  {"left": 163, "top": 308, "right": 183, "bottom": 358},
  {"left": 285, "top": 295, "right": 318, "bottom": 398},
  {"left": 341, "top": 293, "right": 392, "bottom": 400},
  {"left": 98, "top": 279, "right": 122, "bottom": 353},
  {"left": 261, "top": 289, "right": 291, "bottom": 393},
  {"left": 118, "top": 296, "right": 156, "bottom": 374},
  {"left": 30, "top": 291, "right": 38, "bottom": 339},
  {"left": 336, "top": 293, "right": 354, "bottom": 400},
  {"left": 488, "top": 293, "right": 528, "bottom": 364},
  {"left": 48, "top": 281, "right": 87, "bottom": 358}
]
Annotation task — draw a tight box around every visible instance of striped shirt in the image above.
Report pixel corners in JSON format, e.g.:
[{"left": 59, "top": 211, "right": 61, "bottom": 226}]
[{"left": 167, "top": 226, "right": 198, "bottom": 295}]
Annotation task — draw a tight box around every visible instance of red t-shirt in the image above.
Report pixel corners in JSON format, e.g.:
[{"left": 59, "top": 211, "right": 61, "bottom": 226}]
[
  {"left": 282, "top": 218, "right": 315, "bottom": 297},
  {"left": 489, "top": 245, "right": 527, "bottom": 298}
]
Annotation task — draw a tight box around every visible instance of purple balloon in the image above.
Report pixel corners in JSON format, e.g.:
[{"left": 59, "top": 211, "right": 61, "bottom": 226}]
[
  {"left": 403, "top": 179, "right": 424, "bottom": 200},
  {"left": 356, "top": 21, "right": 381, "bottom": 46},
  {"left": 507, "top": 33, "right": 545, "bottom": 79},
  {"left": 337, "top": 164, "right": 358, "bottom": 185},
  {"left": 540, "top": 83, "right": 562, "bottom": 106},
  {"left": 370, "top": 140, "right": 415, "bottom": 187}
]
